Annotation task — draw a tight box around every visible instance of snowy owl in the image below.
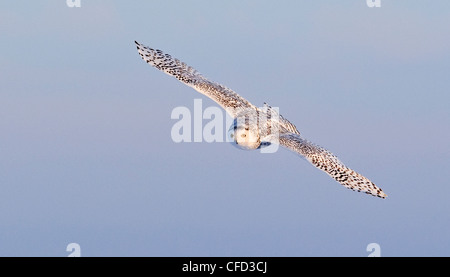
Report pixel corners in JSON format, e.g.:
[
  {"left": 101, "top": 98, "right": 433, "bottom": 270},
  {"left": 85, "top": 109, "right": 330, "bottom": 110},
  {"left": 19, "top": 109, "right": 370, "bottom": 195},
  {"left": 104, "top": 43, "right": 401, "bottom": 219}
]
[{"left": 135, "top": 41, "right": 387, "bottom": 199}]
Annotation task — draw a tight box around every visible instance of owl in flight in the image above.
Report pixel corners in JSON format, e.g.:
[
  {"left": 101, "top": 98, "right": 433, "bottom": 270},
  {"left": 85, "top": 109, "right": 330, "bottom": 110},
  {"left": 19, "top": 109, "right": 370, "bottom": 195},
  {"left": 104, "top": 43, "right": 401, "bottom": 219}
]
[{"left": 135, "top": 41, "right": 387, "bottom": 198}]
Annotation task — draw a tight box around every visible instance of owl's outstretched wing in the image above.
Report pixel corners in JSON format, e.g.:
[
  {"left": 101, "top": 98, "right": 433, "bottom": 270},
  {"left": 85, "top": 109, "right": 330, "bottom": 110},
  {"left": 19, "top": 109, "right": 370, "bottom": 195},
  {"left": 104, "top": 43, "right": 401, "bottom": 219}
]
[
  {"left": 279, "top": 133, "right": 387, "bottom": 198},
  {"left": 135, "top": 41, "right": 255, "bottom": 117}
]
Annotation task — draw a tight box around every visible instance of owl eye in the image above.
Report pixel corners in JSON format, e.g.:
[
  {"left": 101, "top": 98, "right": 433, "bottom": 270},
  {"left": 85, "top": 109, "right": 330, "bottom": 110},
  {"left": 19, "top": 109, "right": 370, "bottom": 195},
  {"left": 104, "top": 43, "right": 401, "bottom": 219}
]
[{"left": 241, "top": 134, "right": 246, "bottom": 138}]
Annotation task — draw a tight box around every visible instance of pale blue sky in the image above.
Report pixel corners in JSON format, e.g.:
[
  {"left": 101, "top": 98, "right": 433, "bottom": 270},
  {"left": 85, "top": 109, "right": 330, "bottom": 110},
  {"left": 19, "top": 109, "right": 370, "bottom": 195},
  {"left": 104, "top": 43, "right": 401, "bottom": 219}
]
[{"left": 1, "top": 1, "right": 450, "bottom": 256}]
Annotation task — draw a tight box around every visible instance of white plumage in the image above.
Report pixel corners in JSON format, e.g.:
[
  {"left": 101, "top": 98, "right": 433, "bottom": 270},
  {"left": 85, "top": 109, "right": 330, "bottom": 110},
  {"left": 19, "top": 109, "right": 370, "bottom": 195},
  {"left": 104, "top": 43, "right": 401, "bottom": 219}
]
[{"left": 135, "top": 41, "right": 387, "bottom": 199}]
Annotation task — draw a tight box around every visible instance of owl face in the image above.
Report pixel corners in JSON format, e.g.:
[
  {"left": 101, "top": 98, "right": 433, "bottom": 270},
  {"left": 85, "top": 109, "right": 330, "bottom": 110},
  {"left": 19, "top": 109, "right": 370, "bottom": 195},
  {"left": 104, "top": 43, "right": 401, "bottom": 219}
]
[{"left": 227, "top": 121, "right": 261, "bottom": 150}]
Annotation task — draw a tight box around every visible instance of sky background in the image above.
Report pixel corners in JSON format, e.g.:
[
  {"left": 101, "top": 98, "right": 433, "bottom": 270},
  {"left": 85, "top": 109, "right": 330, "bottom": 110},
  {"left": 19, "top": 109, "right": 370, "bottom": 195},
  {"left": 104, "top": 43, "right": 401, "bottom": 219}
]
[{"left": 1, "top": 1, "right": 449, "bottom": 256}]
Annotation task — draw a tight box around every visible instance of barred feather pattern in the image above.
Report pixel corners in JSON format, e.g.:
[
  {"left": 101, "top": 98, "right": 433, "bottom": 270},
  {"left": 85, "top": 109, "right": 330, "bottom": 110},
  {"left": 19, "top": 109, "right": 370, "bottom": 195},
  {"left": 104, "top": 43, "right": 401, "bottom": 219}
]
[
  {"left": 135, "top": 41, "right": 254, "bottom": 117},
  {"left": 279, "top": 133, "right": 387, "bottom": 198}
]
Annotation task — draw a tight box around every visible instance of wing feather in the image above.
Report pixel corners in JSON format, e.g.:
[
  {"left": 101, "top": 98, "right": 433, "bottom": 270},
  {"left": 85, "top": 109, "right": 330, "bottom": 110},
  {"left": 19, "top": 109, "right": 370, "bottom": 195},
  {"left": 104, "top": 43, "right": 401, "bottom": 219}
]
[
  {"left": 135, "top": 41, "right": 254, "bottom": 117},
  {"left": 279, "top": 133, "right": 387, "bottom": 198}
]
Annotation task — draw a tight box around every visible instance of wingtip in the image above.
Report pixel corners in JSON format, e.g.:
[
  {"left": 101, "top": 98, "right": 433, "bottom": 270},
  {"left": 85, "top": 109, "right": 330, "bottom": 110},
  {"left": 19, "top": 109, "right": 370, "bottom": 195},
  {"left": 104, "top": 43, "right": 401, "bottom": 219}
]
[
  {"left": 373, "top": 190, "right": 387, "bottom": 199},
  {"left": 134, "top": 40, "right": 140, "bottom": 45}
]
